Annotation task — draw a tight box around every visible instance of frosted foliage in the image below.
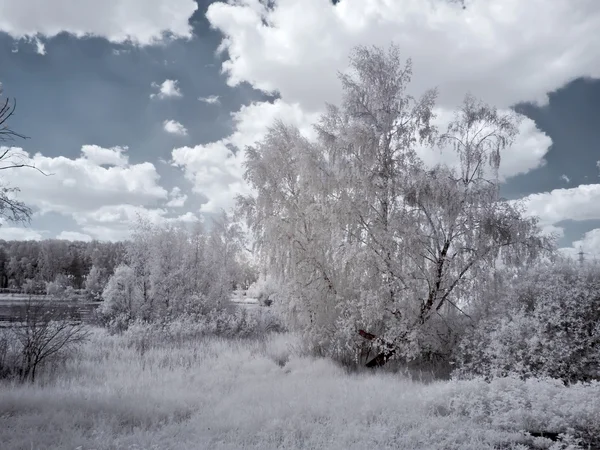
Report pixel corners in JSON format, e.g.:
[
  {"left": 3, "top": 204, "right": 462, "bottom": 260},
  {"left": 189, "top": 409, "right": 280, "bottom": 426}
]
[
  {"left": 239, "top": 45, "right": 550, "bottom": 364},
  {"left": 84, "top": 265, "right": 104, "bottom": 300},
  {"left": 2, "top": 330, "right": 599, "bottom": 449},
  {"left": 455, "top": 261, "right": 600, "bottom": 383},
  {"left": 100, "top": 215, "right": 247, "bottom": 329},
  {"left": 100, "top": 264, "right": 142, "bottom": 331}
]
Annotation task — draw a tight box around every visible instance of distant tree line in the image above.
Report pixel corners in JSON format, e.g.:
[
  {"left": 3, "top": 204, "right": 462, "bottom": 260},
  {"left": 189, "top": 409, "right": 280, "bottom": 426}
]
[{"left": 0, "top": 239, "right": 125, "bottom": 295}]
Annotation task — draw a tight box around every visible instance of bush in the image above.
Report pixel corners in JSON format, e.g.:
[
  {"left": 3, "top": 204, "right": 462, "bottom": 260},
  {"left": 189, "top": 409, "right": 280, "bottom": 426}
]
[
  {"left": 122, "top": 307, "right": 285, "bottom": 355},
  {"left": 0, "top": 299, "right": 89, "bottom": 382},
  {"left": 454, "top": 261, "right": 600, "bottom": 384},
  {"left": 429, "top": 376, "right": 600, "bottom": 449},
  {"left": 247, "top": 275, "right": 279, "bottom": 307}
]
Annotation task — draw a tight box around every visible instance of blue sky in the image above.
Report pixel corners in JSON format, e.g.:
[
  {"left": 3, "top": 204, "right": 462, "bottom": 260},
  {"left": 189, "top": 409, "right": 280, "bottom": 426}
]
[{"left": 0, "top": 0, "right": 599, "bottom": 257}]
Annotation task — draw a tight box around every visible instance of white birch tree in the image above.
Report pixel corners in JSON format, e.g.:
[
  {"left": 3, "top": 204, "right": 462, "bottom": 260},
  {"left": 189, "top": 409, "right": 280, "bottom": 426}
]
[{"left": 239, "top": 44, "right": 552, "bottom": 366}]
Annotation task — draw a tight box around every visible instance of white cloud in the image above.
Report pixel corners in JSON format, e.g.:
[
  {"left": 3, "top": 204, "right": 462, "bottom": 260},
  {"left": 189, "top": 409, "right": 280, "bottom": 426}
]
[
  {"left": 171, "top": 141, "right": 243, "bottom": 213},
  {"left": 81, "top": 145, "right": 129, "bottom": 166},
  {"left": 151, "top": 79, "right": 182, "bottom": 99},
  {"left": 163, "top": 119, "right": 188, "bottom": 136},
  {"left": 560, "top": 174, "right": 570, "bottom": 184},
  {"left": 198, "top": 95, "right": 221, "bottom": 105},
  {"left": 207, "top": 0, "right": 600, "bottom": 112},
  {"left": 0, "top": 147, "right": 168, "bottom": 216},
  {"left": 171, "top": 0, "right": 600, "bottom": 215},
  {"left": 0, "top": 0, "right": 198, "bottom": 46},
  {"left": 75, "top": 204, "right": 198, "bottom": 241},
  {"left": 166, "top": 187, "right": 188, "bottom": 207},
  {"left": 56, "top": 231, "right": 93, "bottom": 242},
  {"left": 540, "top": 224, "right": 565, "bottom": 239},
  {"left": 560, "top": 228, "right": 600, "bottom": 261},
  {"left": 0, "top": 146, "right": 172, "bottom": 240},
  {"left": 171, "top": 100, "right": 321, "bottom": 212},
  {"left": 520, "top": 184, "right": 600, "bottom": 225},
  {"left": 0, "top": 223, "right": 45, "bottom": 241}
]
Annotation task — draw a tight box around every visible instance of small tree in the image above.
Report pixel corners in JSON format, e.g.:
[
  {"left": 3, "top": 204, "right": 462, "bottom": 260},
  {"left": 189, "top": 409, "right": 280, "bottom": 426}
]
[
  {"left": 1, "top": 298, "right": 89, "bottom": 382},
  {"left": 46, "top": 273, "right": 72, "bottom": 298},
  {"left": 100, "top": 264, "right": 141, "bottom": 330},
  {"left": 84, "top": 265, "right": 105, "bottom": 301}
]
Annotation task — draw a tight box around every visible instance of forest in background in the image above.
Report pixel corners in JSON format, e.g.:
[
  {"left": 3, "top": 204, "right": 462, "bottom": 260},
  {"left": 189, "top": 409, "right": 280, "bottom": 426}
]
[{"left": 0, "top": 238, "right": 124, "bottom": 294}]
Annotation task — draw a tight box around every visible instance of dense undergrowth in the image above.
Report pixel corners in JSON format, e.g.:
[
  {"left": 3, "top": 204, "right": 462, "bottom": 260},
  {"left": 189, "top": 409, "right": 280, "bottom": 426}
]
[{"left": 1, "top": 317, "right": 599, "bottom": 450}]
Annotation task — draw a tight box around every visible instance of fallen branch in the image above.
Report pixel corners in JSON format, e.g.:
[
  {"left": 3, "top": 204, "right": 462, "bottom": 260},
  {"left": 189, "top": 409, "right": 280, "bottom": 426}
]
[{"left": 358, "top": 329, "right": 397, "bottom": 368}]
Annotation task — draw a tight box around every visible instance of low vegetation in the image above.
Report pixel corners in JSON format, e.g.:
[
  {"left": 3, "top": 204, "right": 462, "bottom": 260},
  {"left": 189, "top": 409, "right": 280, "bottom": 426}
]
[{"left": 1, "top": 324, "right": 598, "bottom": 450}]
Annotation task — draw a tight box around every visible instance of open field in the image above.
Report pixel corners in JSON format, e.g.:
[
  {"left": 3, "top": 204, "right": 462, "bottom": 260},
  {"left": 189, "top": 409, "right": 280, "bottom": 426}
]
[{"left": 1, "top": 326, "right": 599, "bottom": 450}]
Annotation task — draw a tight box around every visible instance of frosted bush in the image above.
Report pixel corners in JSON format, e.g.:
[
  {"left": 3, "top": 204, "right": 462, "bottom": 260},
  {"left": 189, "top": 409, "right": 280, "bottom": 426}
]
[
  {"left": 247, "top": 274, "right": 279, "bottom": 307},
  {"left": 428, "top": 376, "right": 600, "bottom": 449},
  {"left": 122, "top": 307, "right": 284, "bottom": 353},
  {"left": 455, "top": 261, "right": 600, "bottom": 384}
]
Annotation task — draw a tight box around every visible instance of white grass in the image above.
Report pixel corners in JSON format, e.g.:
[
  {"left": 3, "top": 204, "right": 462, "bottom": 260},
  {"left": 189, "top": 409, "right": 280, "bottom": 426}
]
[{"left": 1, "top": 328, "right": 598, "bottom": 449}]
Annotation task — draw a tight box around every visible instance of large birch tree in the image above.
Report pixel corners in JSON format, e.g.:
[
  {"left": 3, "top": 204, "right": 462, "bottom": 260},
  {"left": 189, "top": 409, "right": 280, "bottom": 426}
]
[{"left": 239, "top": 45, "right": 551, "bottom": 366}]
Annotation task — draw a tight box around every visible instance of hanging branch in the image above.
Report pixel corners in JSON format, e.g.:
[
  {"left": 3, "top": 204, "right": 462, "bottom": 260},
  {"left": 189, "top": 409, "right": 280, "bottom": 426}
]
[
  {"left": 0, "top": 97, "right": 28, "bottom": 143},
  {"left": 0, "top": 92, "right": 48, "bottom": 223}
]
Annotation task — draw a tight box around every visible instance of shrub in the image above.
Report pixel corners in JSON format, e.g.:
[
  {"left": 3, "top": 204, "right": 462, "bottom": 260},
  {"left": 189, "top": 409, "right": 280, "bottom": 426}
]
[
  {"left": 429, "top": 376, "right": 600, "bottom": 449},
  {"left": 122, "top": 307, "right": 285, "bottom": 355},
  {"left": 0, "top": 299, "right": 89, "bottom": 382},
  {"left": 454, "top": 261, "right": 600, "bottom": 384}
]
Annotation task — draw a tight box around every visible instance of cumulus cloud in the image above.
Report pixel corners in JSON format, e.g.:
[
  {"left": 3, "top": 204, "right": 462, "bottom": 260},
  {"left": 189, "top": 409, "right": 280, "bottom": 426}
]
[
  {"left": 163, "top": 119, "right": 188, "bottom": 136},
  {"left": 417, "top": 109, "right": 552, "bottom": 181},
  {"left": 171, "top": 100, "right": 321, "bottom": 212},
  {"left": 207, "top": 0, "right": 600, "bottom": 111},
  {"left": 198, "top": 95, "right": 221, "bottom": 105},
  {"left": 151, "top": 79, "right": 183, "bottom": 99},
  {"left": 81, "top": 145, "right": 129, "bottom": 166},
  {"left": 0, "top": 0, "right": 198, "bottom": 46},
  {"left": 515, "top": 183, "right": 600, "bottom": 260},
  {"left": 166, "top": 187, "right": 188, "bottom": 207},
  {"left": 0, "top": 221, "right": 45, "bottom": 241},
  {"left": 520, "top": 184, "right": 600, "bottom": 225},
  {"left": 56, "top": 231, "right": 93, "bottom": 242},
  {"left": 539, "top": 224, "right": 565, "bottom": 239},
  {"left": 74, "top": 204, "right": 198, "bottom": 241},
  {"left": 560, "top": 174, "right": 571, "bottom": 184},
  {"left": 560, "top": 228, "right": 600, "bottom": 260},
  {"left": 171, "top": 141, "right": 244, "bottom": 213},
  {"left": 0, "top": 145, "right": 173, "bottom": 240},
  {"left": 169, "top": 0, "right": 600, "bottom": 215},
  {"left": 0, "top": 146, "right": 168, "bottom": 216}
]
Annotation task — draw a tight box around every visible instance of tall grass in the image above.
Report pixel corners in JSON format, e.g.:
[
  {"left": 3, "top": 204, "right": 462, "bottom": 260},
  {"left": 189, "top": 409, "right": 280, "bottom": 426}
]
[{"left": 1, "top": 324, "right": 599, "bottom": 449}]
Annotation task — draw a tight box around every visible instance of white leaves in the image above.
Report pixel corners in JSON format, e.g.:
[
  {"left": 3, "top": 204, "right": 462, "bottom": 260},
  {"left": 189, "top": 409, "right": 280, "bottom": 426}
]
[
  {"left": 101, "top": 214, "right": 247, "bottom": 325},
  {"left": 240, "top": 44, "right": 548, "bottom": 364}
]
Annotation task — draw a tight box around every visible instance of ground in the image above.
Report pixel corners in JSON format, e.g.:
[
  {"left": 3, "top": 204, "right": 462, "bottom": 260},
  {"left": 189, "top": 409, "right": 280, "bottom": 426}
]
[{"left": 0, "top": 327, "right": 599, "bottom": 450}]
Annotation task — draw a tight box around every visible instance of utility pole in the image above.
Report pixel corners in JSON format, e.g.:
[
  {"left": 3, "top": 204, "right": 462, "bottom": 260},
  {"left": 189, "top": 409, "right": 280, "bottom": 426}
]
[{"left": 578, "top": 246, "right": 585, "bottom": 266}]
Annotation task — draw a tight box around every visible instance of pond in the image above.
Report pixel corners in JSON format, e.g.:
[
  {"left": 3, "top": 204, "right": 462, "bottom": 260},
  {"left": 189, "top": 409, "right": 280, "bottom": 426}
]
[{"left": 0, "top": 295, "right": 100, "bottom": 327}]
